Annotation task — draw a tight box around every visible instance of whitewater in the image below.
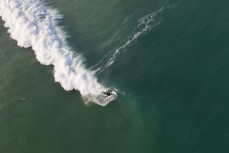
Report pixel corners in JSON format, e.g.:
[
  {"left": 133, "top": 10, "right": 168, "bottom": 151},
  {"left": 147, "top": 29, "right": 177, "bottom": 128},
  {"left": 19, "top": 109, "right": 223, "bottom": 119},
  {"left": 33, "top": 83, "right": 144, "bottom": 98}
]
[{"left": 0, "top": 0, "right": 117, "bottom": 106}]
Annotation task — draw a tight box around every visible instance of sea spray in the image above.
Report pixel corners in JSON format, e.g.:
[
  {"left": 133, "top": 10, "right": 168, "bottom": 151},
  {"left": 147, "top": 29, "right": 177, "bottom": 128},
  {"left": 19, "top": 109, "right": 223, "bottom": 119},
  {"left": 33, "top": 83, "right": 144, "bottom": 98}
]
[{"left": 0, "top": 0, "right": 117, "bottom": 106}]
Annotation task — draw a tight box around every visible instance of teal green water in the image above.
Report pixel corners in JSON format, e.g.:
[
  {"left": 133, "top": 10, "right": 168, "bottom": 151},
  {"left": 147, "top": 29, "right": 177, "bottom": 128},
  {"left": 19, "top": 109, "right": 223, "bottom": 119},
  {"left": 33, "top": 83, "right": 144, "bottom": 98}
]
[{"left": 0, "top": 0, "right": 229, "bottom": 153}]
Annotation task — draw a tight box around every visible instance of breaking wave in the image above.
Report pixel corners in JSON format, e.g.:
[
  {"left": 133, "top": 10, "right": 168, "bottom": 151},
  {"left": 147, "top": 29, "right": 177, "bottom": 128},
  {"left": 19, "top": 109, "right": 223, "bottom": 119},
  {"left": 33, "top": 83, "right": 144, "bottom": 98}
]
[{"left": 0, "top": 0, "right": 117, "bottom": 106}]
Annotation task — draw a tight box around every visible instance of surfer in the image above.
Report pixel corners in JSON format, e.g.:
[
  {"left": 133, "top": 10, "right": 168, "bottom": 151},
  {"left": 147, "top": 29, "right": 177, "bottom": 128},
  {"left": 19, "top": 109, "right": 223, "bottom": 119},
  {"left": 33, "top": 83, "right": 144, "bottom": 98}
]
[{"left": 103, "top": 89, "right": 116, "bottom": 97}]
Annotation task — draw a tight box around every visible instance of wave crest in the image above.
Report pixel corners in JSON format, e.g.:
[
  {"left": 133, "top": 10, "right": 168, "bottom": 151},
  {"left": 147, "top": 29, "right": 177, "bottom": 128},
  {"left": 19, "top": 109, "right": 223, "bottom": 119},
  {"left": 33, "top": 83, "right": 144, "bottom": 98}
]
[
  {"left": 92, "top": 7, "right": 164, "bottom": 73},
  {"left": 0, "top": 0, "right": 117, "bottom": 106}
]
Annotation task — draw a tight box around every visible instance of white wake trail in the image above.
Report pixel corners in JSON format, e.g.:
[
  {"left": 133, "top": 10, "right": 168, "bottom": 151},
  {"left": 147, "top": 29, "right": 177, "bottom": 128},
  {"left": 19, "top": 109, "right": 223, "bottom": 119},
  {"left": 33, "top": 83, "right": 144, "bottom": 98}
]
[{"left": 0, "top": 0, "right": 117, "bottom": 106}]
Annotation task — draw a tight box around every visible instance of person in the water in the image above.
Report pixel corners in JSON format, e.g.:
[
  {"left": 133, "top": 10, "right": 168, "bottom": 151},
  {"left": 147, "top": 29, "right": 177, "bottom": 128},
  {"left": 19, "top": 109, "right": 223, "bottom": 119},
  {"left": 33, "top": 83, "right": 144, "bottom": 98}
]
[{"left": 103, "top": 90, "right": 116, "bottom": 97}]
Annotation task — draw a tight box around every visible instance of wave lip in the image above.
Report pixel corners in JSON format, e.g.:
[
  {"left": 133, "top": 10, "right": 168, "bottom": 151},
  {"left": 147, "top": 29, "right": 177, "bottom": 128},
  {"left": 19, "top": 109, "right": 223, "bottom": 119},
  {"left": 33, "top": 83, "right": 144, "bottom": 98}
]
[{"left": 0, "top": 0, "right": 117, "bottom": 106}]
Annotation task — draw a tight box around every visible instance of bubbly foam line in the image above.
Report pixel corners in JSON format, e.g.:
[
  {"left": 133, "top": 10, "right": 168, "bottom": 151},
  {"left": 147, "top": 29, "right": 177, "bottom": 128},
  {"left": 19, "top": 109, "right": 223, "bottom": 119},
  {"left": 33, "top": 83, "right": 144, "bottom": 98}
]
[
  {"left": 92, "top": 7, "right": 164, "bottom": 73},
  {"left": 0, "top": 0, "right": 116, "bottom": 106}
]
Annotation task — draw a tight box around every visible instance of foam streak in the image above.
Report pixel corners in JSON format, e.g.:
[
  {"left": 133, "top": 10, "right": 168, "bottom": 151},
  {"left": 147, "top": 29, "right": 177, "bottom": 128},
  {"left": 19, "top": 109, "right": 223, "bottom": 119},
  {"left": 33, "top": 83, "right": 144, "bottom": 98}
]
[{"left": 93, "top": 7, "right": 164, "bottom": 72}]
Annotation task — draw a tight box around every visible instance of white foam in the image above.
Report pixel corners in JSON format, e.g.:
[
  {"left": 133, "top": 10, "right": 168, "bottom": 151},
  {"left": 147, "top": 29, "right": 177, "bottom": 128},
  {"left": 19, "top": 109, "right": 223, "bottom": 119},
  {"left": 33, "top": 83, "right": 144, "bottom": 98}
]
[
  {"left": 0, "top": 0, "right": 117, "bottom": 106},
  {"left": 92, "top": 7, "right": 164, "bottom": 72}
]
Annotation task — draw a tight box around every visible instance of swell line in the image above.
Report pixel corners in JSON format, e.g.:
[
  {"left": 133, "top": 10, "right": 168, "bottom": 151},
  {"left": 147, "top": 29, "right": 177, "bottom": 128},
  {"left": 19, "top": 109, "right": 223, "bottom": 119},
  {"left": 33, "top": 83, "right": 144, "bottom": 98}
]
[{"left": 92, "top": 7, "right": 164, "bottom": 73}]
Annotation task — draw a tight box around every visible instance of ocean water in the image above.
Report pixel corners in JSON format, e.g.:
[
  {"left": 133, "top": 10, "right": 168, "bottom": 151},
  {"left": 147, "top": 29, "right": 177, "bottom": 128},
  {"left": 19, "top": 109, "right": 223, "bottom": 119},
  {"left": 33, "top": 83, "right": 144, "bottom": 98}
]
[{"left": 0, "top": 0, "right": 229, "bottom": 153}]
